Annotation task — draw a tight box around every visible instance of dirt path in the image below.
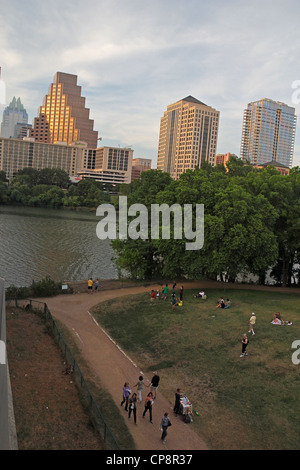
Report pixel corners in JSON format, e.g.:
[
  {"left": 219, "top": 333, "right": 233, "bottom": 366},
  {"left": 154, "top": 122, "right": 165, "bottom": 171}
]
[
  {"left": 40, "top": 281, "right": 300, "bottom": 451},
  {"left": 40, "top": 284, "right": 209, "bottom": 451}
]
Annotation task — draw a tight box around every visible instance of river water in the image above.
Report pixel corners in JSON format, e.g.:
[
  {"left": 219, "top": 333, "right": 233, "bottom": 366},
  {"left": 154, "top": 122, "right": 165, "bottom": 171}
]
[{"left": 0, "top": 205, "right": 118, "bottom": 288}]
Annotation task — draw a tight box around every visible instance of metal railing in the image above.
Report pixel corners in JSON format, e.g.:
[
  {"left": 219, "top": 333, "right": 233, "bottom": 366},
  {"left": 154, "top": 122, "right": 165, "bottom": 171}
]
[{"left": 11, "top": 298, "right": 120, "bottom": 450}]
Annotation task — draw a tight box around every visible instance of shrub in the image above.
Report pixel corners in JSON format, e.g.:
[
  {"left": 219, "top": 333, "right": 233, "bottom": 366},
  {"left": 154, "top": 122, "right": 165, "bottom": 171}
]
[{"left": 31, "top": 276, "right": 61, "bottom": 297}]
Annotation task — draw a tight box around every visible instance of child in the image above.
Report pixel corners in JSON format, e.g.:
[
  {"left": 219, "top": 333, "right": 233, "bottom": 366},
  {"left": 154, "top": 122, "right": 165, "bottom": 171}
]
[{"left": 151, "top": 290, "right": 155, "bottom": 305}]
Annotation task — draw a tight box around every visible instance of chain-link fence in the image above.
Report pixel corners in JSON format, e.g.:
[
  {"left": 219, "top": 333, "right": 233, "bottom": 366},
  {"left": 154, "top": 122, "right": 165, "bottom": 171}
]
[{"left": 10, "top": 298, "right": 120, "bottom": 450}]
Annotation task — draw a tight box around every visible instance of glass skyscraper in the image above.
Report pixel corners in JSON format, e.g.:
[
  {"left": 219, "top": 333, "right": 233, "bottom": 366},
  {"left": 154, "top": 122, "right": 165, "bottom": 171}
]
[
  {"left": 240, "top": 98, "right": 297, "bottom": 168},
  {"left": 0, "top": 96, "right": 28, "bottom": 139}
]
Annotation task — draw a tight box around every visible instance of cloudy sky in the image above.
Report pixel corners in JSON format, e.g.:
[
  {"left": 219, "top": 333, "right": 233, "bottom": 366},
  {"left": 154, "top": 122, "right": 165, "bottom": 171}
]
[{"left": 1, "top": 0, "right": 300, "bottom": 167}]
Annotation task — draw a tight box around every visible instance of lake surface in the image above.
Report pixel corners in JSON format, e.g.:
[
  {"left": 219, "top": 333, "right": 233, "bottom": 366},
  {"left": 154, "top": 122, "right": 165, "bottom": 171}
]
[{"left": 0, "top": 205, "right": 118, "bottom": 288}]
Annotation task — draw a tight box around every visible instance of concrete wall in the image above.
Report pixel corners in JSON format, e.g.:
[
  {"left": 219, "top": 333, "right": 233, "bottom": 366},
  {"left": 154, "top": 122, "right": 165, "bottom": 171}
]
[{"left": 0, "top": 278, "right": 17, "bottom": 450}]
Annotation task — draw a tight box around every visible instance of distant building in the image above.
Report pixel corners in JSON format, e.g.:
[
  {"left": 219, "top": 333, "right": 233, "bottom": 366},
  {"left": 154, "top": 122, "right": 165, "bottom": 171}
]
[
  {"left": 215, "top": 153, "right": 237, "bottom": 167},
  {"left": 240, "top": 98, "right": 297, "bottom": 168},
  {"left": 77, "top": 146, "right": 133, "bottom": 184},
  {"left": 0, "top": 137, "right": 94, "bottom": 180},
  {"left": 256, "top": 160, "right": 290, "bottom": 175},
  {"left": 30, "top": 72, "right": 98, "bottom": 148},
  {"left": 0, "top": 97, "right": 28, "bottom": 138},
  {"left": 157, "top": 96, "right": 220, "bottom": 179},
  {"left": 131, "top": 157, "right": 151, "bottom": 180},
  {"left": 14, "top": 123, "right": 32, "bottom": 139}
]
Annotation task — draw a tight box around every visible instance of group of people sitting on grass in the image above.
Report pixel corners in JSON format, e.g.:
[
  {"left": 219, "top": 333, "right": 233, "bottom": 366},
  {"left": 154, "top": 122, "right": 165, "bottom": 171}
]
[
  {"left": 216, "top": 297, "right": 231, "bottom": 309},
  {"left": 194, "top": 291, "right": 232, "bottom": 309},
  {"left": 271, "top": 312, "right": 293, "bottom": 326}
]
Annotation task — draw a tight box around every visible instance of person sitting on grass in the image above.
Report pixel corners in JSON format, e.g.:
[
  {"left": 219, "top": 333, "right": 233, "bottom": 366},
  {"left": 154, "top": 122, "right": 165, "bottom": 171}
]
[
  {"left": 216, "top": 297, "right": 225, "bottom": 308},
  {"left": 194, "top": 290, "right": 205, "bottom": 299},
  {"left": 224, "top": 299, "right": 231, "bottom": 309}
]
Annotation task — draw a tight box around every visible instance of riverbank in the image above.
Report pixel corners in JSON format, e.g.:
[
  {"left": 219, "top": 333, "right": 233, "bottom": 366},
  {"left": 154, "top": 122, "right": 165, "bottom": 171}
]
[{"left": 68, "top": 278, "right": 300, "bottom": 294}]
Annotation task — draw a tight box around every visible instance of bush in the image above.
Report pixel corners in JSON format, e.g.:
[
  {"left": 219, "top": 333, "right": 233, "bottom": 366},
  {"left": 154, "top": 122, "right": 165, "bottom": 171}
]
[
  {"left": 6, "top": 285, "right": 31, "bottom": 300},
  {"left": 31, "top": 276, "right": 61, "bottom": 297}
]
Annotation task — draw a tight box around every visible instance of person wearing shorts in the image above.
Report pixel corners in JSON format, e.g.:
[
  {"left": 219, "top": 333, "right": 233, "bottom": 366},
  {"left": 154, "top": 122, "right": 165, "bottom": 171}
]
[
  {"left": 87, "top": 278, "right": 93, "bottom": 293},
  {"left": 150, "top": 372, "right": 160, "bottom": 399}
]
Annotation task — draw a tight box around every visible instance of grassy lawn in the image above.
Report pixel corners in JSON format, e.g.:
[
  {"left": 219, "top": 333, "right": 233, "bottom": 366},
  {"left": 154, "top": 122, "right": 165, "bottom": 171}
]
[{"left": 91, "top": 287, "right": 300, "bottom": 450}]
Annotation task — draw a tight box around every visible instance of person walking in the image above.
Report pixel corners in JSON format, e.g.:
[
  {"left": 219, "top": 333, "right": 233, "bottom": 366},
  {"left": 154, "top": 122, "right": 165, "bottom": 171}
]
[
  {"left": 248, "top": 313, "right": 256, "bottom": 335},
  {"left": 128, "top": 393, "right": 137, "bottom": 424},
  {"left": 160, "top": 412, "right": 172, "bottom": 444},
  {"left": 134, "top": 375, "right": 147, "bottom": 403},
  {"left": 120, "top": 382, "right": 131, "bottom": 411},
  {"left": 143, "top": 392, "right": 154, "bottom": 423},
  {"left": 173, "top": 388, "right": 181, "bottom": 415},
  {"left": 163, "top": 284, "right": 169, "bottom": 300},
  {"left": 240, "top": 334, "right": 249, "bottom": 357},
  {"left": 150, "top": 372, "right": 160, "bottom": 399}
]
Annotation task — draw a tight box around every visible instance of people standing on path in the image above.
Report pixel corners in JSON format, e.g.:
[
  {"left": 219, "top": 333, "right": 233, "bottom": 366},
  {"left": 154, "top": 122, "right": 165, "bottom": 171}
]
[
  {"left": 121, "top": 382, "right": 131, "bottom": 411},
  {"left": 150, "top": 372, "right": 160, "bottom": 399},
  {"left": 94, "top": 279, "right": 99, "bottom": 293},
  {"left": 248, "top": 313, "right": 256, "bottom": 335},
  {"left": 160, "top": 412, "right": 172, "bottom": 444},
  {"left": 134, "top": 375, "right": 148, "bottom": 403},
  {"left": 150, "top": 290, "right": 155, "bottom": 305},
  {"left": 240, "top": 334, "right": 249, "bottom": 357},
  {"left": 173, "top": 388, "right": 181, "bottom": 415},
  {"left": 128, "top": 393, "right": 137, "bottom": 424},
  {"left": 87, "top": 278, "right": 93, "bottom": 294},
  {"left": 143, "top": 392, "right": 154, "bottom": 423}
]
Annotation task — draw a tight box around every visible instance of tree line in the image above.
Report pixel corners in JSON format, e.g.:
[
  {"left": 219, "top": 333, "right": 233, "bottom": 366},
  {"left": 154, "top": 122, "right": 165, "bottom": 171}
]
[
  {"left": 1, "top": 159, "right": 299, "bottom": 286},
  {"left": 111, "top": 158, "right": 300, "bottom": 287},
  {"left": 0, "top": 167, "right": 118, "bottom": 208}
]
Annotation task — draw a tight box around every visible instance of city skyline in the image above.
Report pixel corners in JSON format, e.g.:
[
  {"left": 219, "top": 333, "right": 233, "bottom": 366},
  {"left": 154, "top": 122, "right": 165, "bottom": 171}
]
[{"left": 1, "top": 0, "right": 300, "bottom": 167}]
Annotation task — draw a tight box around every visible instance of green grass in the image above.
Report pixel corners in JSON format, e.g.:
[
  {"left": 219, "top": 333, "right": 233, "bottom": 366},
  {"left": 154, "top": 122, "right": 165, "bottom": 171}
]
[{"left": 91, "top": 287, "right": 300, "bottom": 450}]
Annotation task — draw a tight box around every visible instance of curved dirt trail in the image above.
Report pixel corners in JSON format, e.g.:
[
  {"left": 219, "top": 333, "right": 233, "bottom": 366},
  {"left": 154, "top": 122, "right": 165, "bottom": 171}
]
[{"left": 41, "top": 285, "right": 209, "bottom": 451}]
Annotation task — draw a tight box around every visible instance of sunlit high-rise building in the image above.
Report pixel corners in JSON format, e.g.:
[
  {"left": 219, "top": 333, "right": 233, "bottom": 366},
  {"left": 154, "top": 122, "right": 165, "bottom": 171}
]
[
  {"left": 30, "top": 72, "right": 98, "bottom": 148},
  {"left": 156, "top": 96, "right": 220, "bottom": 179},
  {"left": 240, "top": 98, "right": 297, "bottom": 168}
]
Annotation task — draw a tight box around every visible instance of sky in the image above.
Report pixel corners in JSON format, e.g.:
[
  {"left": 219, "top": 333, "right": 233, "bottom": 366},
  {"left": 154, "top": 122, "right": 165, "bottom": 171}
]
[{"left": 1, "top": 0, "right": 300, "bottom": 167}]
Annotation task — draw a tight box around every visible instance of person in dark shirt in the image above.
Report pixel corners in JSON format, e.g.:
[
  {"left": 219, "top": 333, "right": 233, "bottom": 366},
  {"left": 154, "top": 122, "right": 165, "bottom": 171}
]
[
  {"left": 150, "top": 372, "right": 160, "bottom": 399},
  {"left": 173, "top": 388, "right": 181, "bottom": 414}
]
